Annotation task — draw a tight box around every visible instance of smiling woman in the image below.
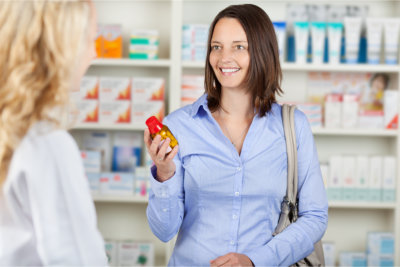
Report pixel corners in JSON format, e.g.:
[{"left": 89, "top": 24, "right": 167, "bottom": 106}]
[{"left": 144, "top": 4, "right": 328, "bottom": 267}]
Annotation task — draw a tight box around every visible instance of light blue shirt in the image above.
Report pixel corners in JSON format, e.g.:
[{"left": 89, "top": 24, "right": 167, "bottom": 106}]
[{"left": 147, "top": 94, "right": 328, "bottom": 266}]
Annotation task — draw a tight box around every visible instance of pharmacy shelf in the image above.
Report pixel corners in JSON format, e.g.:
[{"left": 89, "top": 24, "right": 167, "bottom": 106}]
[
  {"left": 328, "top": 201, "right": 396, "bottom": 210},
  {"left": 91, "top": 58, "right": 171, "bottom": 67},
  {"left": 182, "top": 61, "right": 400, "bottom": 73},
  {"left": 282, "top": 63, "right": 400, "bottom": 73},
  {"left": 93, "top": 195, "right": 148, "bottom": 203},
  {"left": 312, "top": 128, "right": 398, "bottom": 137},
  {"left": 71, "top": 124, "right": 145, "bottom": 131}
]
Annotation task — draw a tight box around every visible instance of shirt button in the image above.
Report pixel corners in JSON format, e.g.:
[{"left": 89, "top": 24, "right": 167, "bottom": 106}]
[
  {"left": 230, "top": 241, "right": 235, "bottom": 245},
  {"left": 234, "top": 192, "right": 240, "bottom": 197},
  {"left": 162, "top": 208, "right": 168, "bottom": 212},
  {"left": 232, "top": 214, "right": 238, "bottom": 220},
  {"left": 236, "top": 167, "right": 242, "bottom": 171}
]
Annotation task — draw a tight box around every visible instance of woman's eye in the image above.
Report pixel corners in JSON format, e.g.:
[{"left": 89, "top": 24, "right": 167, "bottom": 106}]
[
  {"left": 236, "top": 45, "right": 245, "bottom": 50},
  {"left": 211, "top": 45, "right": 221, "bottom": 50}
]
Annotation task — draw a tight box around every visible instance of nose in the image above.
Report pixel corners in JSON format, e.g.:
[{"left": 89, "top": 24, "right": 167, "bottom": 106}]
[{"left": 220, "top": 48, "right": 233, "bottom": 63}]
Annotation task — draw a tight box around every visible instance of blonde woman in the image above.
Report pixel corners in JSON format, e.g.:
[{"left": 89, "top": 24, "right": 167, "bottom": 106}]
[{"left": 0, "top": 0, "right": 107, "bottom": 265}]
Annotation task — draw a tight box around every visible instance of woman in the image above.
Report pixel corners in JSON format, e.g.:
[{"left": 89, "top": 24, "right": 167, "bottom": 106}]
[
  {"left": 0, "top": 0, "right": 107, "bottom": 265},
  {"left": 145, "top": 4, "right": 328, "bottom": 266}
]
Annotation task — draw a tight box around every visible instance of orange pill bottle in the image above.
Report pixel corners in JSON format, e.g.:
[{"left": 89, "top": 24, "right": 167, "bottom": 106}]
[{"left": 145, "top": 116, "right": 178, "bottom": 152}]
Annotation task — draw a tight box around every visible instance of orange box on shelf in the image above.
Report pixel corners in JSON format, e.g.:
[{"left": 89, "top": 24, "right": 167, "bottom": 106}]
[
  {"left": 69, "top": 100, "right": 99, "bottom": 124},
  {"left": 102, "top": 24, "right": 122, "bottom": 58},
  {"left": 80, "top": 76, "right": 99, "bottom": 100},
  {"left": 132, "top": 101, "right": 164, "bottom": 126},
  {"left": 95, "top": 24, "right": 104, "bottom": 58}
]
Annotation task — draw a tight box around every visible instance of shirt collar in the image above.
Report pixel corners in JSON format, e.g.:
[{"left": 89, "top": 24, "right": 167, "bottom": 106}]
[{"left": 190, "top": 93, "right": 209, "bottom": 117}]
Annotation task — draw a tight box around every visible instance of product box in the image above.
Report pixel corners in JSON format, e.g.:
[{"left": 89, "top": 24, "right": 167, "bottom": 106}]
[
  {"left": 182, "top": 44, "right": 207, "bottom": 61},
  {"left": 117, "top": 241, "right": 154, "bottom": 267},
  {"left": 367, "top": 232, "right": 395, "bottom": 255},
  {"left": 382, "top": 156, "right": 396, "bottom": 202},
  {"left": 342, "top": 94, "right": 359, "bottom": 128},
  {"left": 342, "top": 156, "right": 356, "bottom": 201},
  {"left": 182, "top": 24, "right": 209, "bottom": 46},
  {"left": 328, "top": 155, "right": 343, "bottom": 200},
  {"left": 99, "top": 77, "right": 131, "bottom": 101},
  {"left": 339, "top": 252, "right": 367, "bottom": 267},
  {"left": 358, "top": 110, "right": 384, "bottom": 129},
  {"left": 367, "top": 254, "right": 394, "bottom": 267},
  {"left": 181, "top": 75, "right": 205, "bottom": 107},
  {"left": 86, "top": 172, "right": 100, "bottom": 195},
  {"left": 131, "top": 30, "right": 159, "bottom": 45},
  {"left": 69, "top": 100, "right": 99, "bottom": 124},
  {"left": 81, "top": 150, "right": 101, "bottom": 173},
  {"left": 355, "top": 156, "right": 370, "bottom": 201},
  {"left": 105, "top": 240, "right": 118, "bottom": 266},
  {"left": 131, "top": 77, "right": 165, "bottom": 102},
  {"left": 135, "top": 167, "right": 151, "bottom": 197},
  {"left": 129, "top": 45, "right": 158, "bottom": 60},
  {"left": 112, "top": 132, "right": 142, "bottom": 172},
  {"left": 296, "top": 103, "right": 323, "bottom": 128},
  {"left": 131, "top": 101, "right": 164, "bottom": 126},
  {"left": 102, "top": 24, "right": 122, "bottom": 58},
  {"left": 384, "top": 90, "right": 398, "bottom": 129},
  {"left": 368, "top": 156, "right": 383, "bottom": 201},
  {"left": 82, "top": 132, "right": 111, "bottom": 171},
  {"left": 99, "top": 172, "right": 134, "bottom": 196},
  {"left": 99, "top": 101, "right": 131, "bottom": 124},
  {"left": 95, "top": 24, "right": 104, "bottom": 58},
  {"left": 80, "top": 76, "right": 99, "bottom": 100},
  {"left": 324, "top": 94, "right": 342, "bottom": 128},
  {"left": 322, "top": 242, "right": 335, "bottom": 267}
]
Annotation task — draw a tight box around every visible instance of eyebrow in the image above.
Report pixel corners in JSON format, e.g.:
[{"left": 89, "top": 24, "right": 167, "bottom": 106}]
[{"left": 210, "top": 40, "right": 248, "bottom": 44}]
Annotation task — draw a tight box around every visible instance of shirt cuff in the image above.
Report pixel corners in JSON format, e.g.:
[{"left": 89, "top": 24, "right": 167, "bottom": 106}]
[
  {"left": 150, "top": 165, "right": 181, "bottom": 198},
  {"left": 246, "top": 244, "right": 278, "bottom": 267}
]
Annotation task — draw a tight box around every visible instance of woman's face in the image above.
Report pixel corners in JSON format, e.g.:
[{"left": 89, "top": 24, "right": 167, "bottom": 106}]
[{"left": 209, "top": 18, "right": 250, "bottom": 92}]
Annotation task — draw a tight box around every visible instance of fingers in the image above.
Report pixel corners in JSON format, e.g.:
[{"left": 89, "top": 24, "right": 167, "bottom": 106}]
[
  {"left": 144, "top": 128, "right": 152, "bottom": 149},
  {"left": 165, "top": 145, "right": 179, "bottom": 161},
  {"left": 210, "top": 255, "right": 230, "bottom": 267},
  {"left": 156, "top": 138, "right": 171, "bottom": 162}
]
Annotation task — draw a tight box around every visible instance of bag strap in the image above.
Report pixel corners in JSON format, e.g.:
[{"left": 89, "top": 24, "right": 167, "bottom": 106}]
[{"left": 282, "top": 104, "right": 298, "bottom": 207}]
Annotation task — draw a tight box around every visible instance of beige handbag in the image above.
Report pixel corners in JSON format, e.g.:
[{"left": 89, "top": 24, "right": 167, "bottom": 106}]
[{"left": 273, "top": 104, "right": 325, "bottom": 267}]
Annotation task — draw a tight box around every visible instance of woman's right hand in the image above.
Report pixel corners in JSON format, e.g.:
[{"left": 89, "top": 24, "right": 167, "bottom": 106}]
[{"left": 144, "top": 128, "right": 179, "bottom": 182}]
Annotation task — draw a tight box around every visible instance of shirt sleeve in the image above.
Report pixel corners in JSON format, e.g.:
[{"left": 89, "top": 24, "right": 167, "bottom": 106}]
[
  {"left": 26, "top": 131, "right": 107, "bottom": 265},
  {"left": 246, "top": 111, "right": 328, "bottom": 266},
  {"left": 146, "top": 118, "right": 185, "bottom": 243}
]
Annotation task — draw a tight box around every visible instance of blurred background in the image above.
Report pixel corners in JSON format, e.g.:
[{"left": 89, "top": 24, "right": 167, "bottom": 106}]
[{"left": 67, "top": 1, "right": 400, "bottom": 266}]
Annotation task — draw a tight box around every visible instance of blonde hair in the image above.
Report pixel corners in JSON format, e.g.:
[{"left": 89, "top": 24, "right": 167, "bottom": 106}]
[{"left": 0, "top": 0, "right": 91, "bottom": 186}]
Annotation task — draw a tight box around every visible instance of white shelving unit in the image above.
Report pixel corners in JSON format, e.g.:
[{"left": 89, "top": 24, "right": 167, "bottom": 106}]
[{"left": 68, "top": 0, "right": 400, "bottom": 265}]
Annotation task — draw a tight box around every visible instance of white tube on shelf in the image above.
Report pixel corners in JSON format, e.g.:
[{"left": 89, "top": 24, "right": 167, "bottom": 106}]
[
  {"left": 294, "top": 22, "right": 309, "bottom": 64},
  {"left": 273, "top": 22, "right": 287, "bottom": 62},
  {"left": 311, "top": 22, "right": 326, "bottom": 64},
  {"left": 344, "top": 17, "right": 362, "bottom": 64},
  {"left": 366, "top": 18, "right": 383, "bottom": 64},
  {"left": 383, "top": 18, "right": 400, "bottom": 64},
  {"left": 327, "top": 22, "right": 343, "bottom": 64}
]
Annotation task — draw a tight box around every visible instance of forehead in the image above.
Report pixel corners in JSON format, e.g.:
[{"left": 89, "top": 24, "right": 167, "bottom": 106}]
[{"left": 211, "top": 17, "right": 247, "bottom": 41}]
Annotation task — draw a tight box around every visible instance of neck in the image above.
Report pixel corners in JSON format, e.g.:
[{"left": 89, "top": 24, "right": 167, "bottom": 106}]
[{"left": 219, "top": 88, "right": 254, "bottom": 121}]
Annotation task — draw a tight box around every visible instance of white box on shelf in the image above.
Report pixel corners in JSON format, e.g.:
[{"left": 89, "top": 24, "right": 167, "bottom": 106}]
[
  {"left": 384, "top": 90, "right": 398, "bottom": 129},
  {"left": 369, "top": 156, "right": 383, "bottom": 201},
  {"left": 340, "top": 252, "right": 367, "bottom": 267},
  {"left": 342, "top": 94, "right": 359, "bottom": 128},
  {"left": 135, "top": 167, "right": 150, "bottom": 198},
  {"left": 80, "top": 76, "right": 99, "bottom": 100},
  {"left": 358, "top": 110, "right": 384, "bottom": 129},
  {"left": 342, "top": 156, "right": 356, "bottom": 201},
  {"left": 382, "top": 156, "right": 396, "bottom": 202},
  {"left": 322, "top": 242, "right": 335, "bottom": 267},
  {"left": 99, "top": 100, "right": 131, "bottom": 124},
  {"left": 367, "top": 254, "right": 394, "bottom": 267},
  {"left": 80, "top": 150, "right": 102, "bottom": 173},
  {"left": 105, "top": 240, "right": 118, "bottom": 266},
  {"left": 99, "top": 77, "right": 131, "bottom": 101},
  {"left": 69, "top": 100, "right": 99, "bottom": 124},
  {"left": 131, "top": 101, "right": 164, "bottom": 126},
  {"left": 367, "top": 232, "right": 395, "bottom": 255},
  {"left": 99, "top": 172, "right": 135, "bottom": 196},
  {"left": 82, "top": 132, "right": 111, "bottom": 172},
  {"left": 117, "top": 241, "right": 154, "bottom": 267},
  {"left": 324, "top": 94, "right": 342, "bottom": 128},
  {"left": 86, "top": 172, "right": 100, "bottom": 195},
  {"left": 131, "top": 77, "right": 165, "bottom": 103},
  {"left": 328, "top": 155, "right": 343, "bottom": 200},
  {"left": 355, "top": 156, "right": 370, "bottom": 201}
]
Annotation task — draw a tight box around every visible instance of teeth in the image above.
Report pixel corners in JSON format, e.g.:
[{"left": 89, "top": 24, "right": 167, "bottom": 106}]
[{"left": 221, "top": 68, "right": 240, "bottom": 73}]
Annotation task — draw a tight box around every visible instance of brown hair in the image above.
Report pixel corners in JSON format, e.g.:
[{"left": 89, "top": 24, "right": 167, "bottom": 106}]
[{"left": 205, "top": 4, "right": 283, "bottom": 116}]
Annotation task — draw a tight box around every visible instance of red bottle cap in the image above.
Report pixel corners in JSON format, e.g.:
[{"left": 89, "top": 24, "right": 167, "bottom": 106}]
[{"left": 145, "top": 116, "right": 163, "bottom": 134}]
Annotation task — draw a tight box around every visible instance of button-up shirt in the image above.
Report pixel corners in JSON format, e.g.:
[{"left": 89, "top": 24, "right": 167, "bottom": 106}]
[{"left": 147, "top": 94, "right": 328, "bottom": 266}]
